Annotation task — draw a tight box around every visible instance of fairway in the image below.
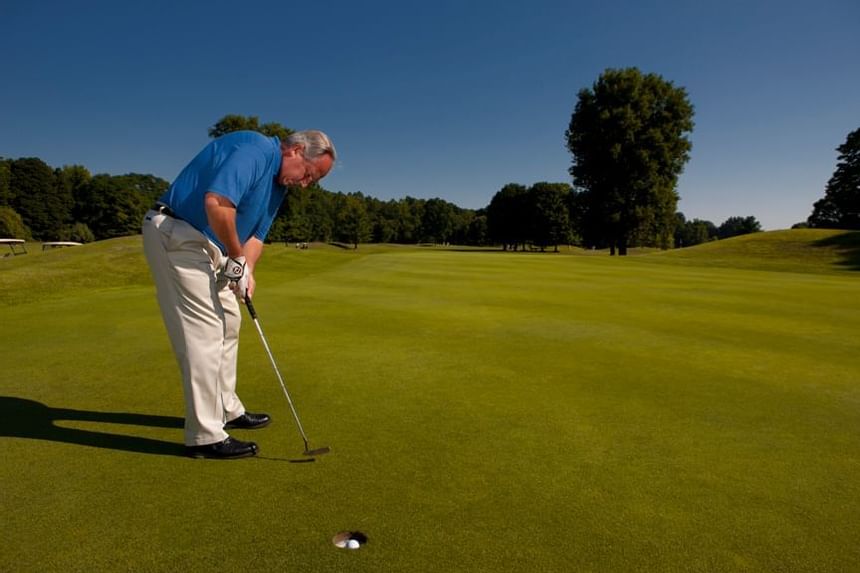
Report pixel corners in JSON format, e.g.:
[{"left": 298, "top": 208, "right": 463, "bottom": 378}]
[{"left": 2, "top": 235, "right": 859, "bottom": 572}]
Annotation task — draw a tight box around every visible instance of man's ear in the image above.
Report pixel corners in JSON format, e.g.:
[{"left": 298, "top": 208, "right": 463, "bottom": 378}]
[{"left": 283, "top": 143, "right": 305, "bottom": 157}]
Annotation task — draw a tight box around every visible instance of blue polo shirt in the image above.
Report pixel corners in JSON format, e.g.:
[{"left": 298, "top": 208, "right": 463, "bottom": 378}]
[{"left": 158, "top": 131, "right": 286, "bottom": 254}]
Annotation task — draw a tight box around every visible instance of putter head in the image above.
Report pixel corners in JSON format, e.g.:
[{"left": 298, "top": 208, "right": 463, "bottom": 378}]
[{"left": 303, "top": 446, "right": 331, "bottom": 456}]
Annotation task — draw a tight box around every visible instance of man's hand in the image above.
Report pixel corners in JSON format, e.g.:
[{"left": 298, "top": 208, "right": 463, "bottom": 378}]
[
  {"left": 245, "top": 272, "right": 256, "bottom": 299},
  {"left": 224, "top": 255, "right": 249, "bottom": 298}
]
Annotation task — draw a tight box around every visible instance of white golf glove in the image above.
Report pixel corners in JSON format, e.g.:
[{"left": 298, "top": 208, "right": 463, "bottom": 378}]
[{"left": 224, "top": 255, "right": 249, "bottom": 298}]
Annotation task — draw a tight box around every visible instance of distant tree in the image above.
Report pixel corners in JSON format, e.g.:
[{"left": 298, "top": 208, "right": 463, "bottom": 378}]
[
  {"left": 112, "top": 173, "right": 168, "bottom": 205},
  {"left": 336, "top": 193, "right": 371, "bottom": 248},
  {"left": 372, "top": 216, "right": 397, "bottom": 243},
  {"left": 312, "top": 187, "right": 339, "bottom": 242},
  {"left": 0, "top": 205, "right": 31, "bottom": 239},
  {"left": 56, "top": 165, "right": 92, "bottom": 211},
  {"left": 279, "top": 185, "right": 312, "bottom": 242},
  {"left": 75, "top": 173, "right": 167, "bottom": 239},
  {"left": 395, "top": 197, "right": 423, "bottom": 243},
  {"left": 685, "top": 219, "right": 717, "bottom": 246},
  {"left": 808, "top": 127, "right": 860, "bottom": 229},
  {"left": 0, "top": 159, "right": 11, "bottom": 206},
  {"left": 266, "top": 217, "right": 287, "bottom": 243},
  {"left": 529, "top": 182, "right": 572, "bottom": 252},
  {"left": 209, "top": 115, "right": 293, "bottom": 139},
  {"left": 791, "top": 222, "right": 810, "bottom": 229},
  {"left": 718, "top": 216, "right": 761, "bottom": 239},
  {"left": 9, "top": 157, "right": 72, "bottom": 239},
  {"left": 449, "top": 208, "right": 477, "bottom": 246},
  {"left": 369, "top": 198, "right": 399, "bottom": 243},
  {"left": 487, "top": 183, "right": 529, "bottom": 250},
  {"left": 465, "top": 213, "right": 489, "bottom": 246},
  {"left": 59, "top": 222, "right": 95, "bottom": 243},
  {"left": 285, "top": 213, "right": 312, "bottom": 242},
  {"left": 672, "top": 211, "right": 687, "bottom": 247},
  {"left": 421, "top": 198, "right": 455, "bottom": 244},
  {"left": 566, "top": 67, "right": 694, "bottom": 255},
  {"left": 674, "top": 213, "right": 717, "bottom": 247}
]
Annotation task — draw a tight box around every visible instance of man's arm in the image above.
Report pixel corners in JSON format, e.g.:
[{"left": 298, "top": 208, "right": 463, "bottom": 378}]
[
  {"left": 244, "top": 237, "right": 264, "bottom": 273},
  {"left": 204, "top": 192, "right": 243, "bottom": 258},
  {"left": 243, "top": 237, "right": 264, "bottom": 299},
  {"left": 205, "top": 192, "right": 265, "bottom": 299}
]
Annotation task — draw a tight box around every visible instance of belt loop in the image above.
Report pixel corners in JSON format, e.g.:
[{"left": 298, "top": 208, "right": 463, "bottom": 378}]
[{"left": 152, "top": 203, "right": 178, "bottom": 219}]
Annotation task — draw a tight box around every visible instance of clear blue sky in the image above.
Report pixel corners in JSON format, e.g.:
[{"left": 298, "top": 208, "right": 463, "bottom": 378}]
[{"left": 2, "top": 0, "right": 858, "bottom": 229}]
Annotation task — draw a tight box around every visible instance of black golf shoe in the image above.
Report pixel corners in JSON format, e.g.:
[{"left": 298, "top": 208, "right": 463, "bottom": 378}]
[
  {"left": 185, "top": 436, "right": 258, "bottom": 459},
  {"left": 224, "top": 412, "right": 271, "bottom": 430}
]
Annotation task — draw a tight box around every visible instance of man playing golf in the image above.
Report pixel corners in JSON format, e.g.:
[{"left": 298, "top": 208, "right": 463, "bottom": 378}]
[{"left": 142, "top": 130, "right": 336, "bottom": 459}]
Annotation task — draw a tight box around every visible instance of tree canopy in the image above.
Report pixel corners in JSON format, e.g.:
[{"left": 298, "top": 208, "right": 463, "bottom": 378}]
[
  {"left": 8, "top": 157, "right": 72, "bottom": 240},
  {"left": 566, "top": 67, "right": 694, "bottom": 255},
  {"left": 808, "top": 127, "right": 860, "bottom": 230},
  {"left": 2, "top": 108, "right": 802, "bottom": 253},
  {"left": 487, "top": 183, "right": 529, "bottom": 251},
  {"left": 208, "top": 115, "right": 293, "bottom": 140},
  {"left": 0, "top": 158, "right": 167, "bottom": 242},
  {"left": 717, "top": 216, "right": 761, "bottom": 239}
]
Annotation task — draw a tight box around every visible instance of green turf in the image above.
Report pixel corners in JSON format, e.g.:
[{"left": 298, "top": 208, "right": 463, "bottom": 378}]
[{"left": 1, "top": 232, "right": 858, "bottom": 571}]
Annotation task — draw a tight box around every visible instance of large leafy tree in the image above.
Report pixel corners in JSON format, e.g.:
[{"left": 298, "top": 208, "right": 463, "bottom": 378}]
[
  {"left": 76, "top": 173, "right": 168, "bottom": 239},
  {"left": 209, "top": 115, "right": 293, "bottom": 139},
  {"left": 566, "top": 67, "right": 694, "bottom": 255},
  {"left": 529, "top": 182, "right": 572, "bottom": 252},
  {"left": 808, "top": 127, "right": 860, "bottom": 229},
  {"left": 487, "top": 183, "right": 529, "bottom": 250},
  {"left": 0, "top": 205, "right": 31, "bottom": 239},
  {"left": 9, "top": 157, "right": 72, "bottom": 239}
]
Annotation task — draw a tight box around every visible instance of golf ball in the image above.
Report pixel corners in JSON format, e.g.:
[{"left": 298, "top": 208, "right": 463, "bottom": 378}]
[{"left": 347, "top": 539, "right": 360, "bottom": 549}]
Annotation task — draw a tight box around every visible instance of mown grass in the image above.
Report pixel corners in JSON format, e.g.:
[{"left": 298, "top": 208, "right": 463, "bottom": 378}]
[
  {"left": 1, "top": 231, "right": 858, "bottom": 572},
  {"left": 642, "top": 229, "right": 860, "bottom": 274}
]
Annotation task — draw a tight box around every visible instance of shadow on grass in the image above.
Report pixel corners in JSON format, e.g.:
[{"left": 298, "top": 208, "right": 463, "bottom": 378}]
[
  {"left": 0, "top": 396, "right": 184, "bottom": 457},
  {"left": 813, "top": 231, "right": 860, "bottom": 271}
]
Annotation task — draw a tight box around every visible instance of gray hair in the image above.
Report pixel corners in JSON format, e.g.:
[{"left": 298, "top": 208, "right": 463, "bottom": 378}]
[{"left": 284, "top": 130, "right": 337, "bottom": 162}]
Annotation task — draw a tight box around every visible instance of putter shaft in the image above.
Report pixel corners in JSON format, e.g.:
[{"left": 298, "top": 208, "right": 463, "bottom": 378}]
[{"left": 245, "top": 295, "right": 329, "bottom": 456}]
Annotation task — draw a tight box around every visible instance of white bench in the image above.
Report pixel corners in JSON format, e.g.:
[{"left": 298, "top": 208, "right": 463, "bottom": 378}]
[
  {"left": 42, "top": 241, "right": 84, "bottom": 251},
  {"left": 0, "top": 238, "right": 27, "bottom": 256}
]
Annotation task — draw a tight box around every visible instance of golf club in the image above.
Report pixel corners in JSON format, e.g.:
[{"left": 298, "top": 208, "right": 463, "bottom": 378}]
[{"left": 244, "top": 294, "right": 330, "bottom": 457}]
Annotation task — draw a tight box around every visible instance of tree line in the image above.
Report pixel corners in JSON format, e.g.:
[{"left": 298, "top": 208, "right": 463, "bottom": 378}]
[
  {"left": 0, "top": 158, "right": 167, "bottom": 242},
  {"left": 0, "top": 153, "right": 483, "bottom": 247},
  {"left": 2, "top": 76, "right": 856, "bottom": 249},
  {"left": 0, "top": 151, "right": 760, "bottom": 251}
]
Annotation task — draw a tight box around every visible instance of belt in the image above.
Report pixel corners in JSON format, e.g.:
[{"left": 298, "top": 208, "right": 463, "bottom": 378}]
[{"left": 152, "top": 203, "right": 181, "bottom": 219}]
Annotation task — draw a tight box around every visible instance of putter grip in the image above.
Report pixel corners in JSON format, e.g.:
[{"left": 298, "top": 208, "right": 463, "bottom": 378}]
[{"left": 244, "top": 294, "right": 259, "bottom": 320}]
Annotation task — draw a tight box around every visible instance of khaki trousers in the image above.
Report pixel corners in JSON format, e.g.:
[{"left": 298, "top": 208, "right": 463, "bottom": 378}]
[{"left": 142, "top": 210, "right": 245, "bottom": 446}]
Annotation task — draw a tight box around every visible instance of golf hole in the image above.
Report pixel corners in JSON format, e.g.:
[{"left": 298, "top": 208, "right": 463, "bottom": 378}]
[{"left": 332, "top": 531, "right": 368, "bottom": 550}]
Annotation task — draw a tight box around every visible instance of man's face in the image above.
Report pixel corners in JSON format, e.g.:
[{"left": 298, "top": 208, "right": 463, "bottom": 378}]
[{"left": 278, "top": 144, "right": 334, "bottom": 188}]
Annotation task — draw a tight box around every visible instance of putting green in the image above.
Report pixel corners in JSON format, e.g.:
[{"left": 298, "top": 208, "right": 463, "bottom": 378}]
[{"left": 1, "top": 232, "right": 858, "bottom": 571}]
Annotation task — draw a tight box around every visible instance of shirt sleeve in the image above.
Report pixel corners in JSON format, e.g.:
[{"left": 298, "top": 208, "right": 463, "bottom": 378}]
[{"left": 207, "top": 145, "right": 268, "bottom": 206}]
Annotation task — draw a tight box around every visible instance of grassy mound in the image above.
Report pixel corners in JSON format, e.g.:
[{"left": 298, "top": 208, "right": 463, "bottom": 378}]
[
  {"left": 641, "top": 229, "right": 860, "bottom": 274},
  {"left": 1, "top": 234, "right": 858, "bottom": 571},
  {"left": 0, "top": 237, "right": 151, "bottom": 306}
]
